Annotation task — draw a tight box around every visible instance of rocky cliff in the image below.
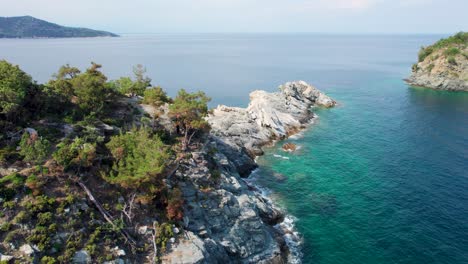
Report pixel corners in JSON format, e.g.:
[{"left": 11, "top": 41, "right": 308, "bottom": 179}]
[
  {"left": 406, "top": 32, "right": 468, "bottom": 91},
  {"left": 162, "top": 81, "right": 336, "bottom": 263}
]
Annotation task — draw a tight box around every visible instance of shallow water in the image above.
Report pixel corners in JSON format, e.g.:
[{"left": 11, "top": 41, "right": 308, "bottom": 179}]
[{"left": 1, "top": 34, "right": 467, "bottom": 263}]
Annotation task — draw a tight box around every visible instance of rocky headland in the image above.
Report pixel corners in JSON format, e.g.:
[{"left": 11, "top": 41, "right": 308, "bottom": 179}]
[
  {"left": 406, "top": 32, "right": 468, "bottom": 91},
  {"left": 162, "top": 81, "right": 336, "bottom": 263},
  {"left": 0, "top": 61, "right": 335, "bottom": 264}
]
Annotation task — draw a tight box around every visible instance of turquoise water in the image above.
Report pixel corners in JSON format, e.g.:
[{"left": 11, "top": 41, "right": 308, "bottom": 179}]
[
  {"left": 254, "top": 76, "right": 468, "bottom": 263},
  {"left": 1, "top": 34, "right": 467, "bottom": 263}
]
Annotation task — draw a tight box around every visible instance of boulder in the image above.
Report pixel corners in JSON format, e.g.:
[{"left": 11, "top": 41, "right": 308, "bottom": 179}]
[
  {"left": 19, "top": 244, "right": 34, "bottom": 256},
  {"left": 0, "top": 253, "right": 14, "bottom": 262},
  {"left": 72, "top": 250, "right": 91, "bottom": 264},
  {"left": 282, "top": 143, "right": 297, "bottom": 152}
]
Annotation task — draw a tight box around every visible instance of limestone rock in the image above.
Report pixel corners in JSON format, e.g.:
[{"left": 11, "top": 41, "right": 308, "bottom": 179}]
[
  {"left": 406, "top": 40, "right": 468, "bottom": 91},
  {"left": 0, "top": 253, "right": 14, "bottom": 262},
  {"left": 162, "top": 231, "right": 207, "bottom": 264},
  {"left": 19, "top": 244, "right": 34, "bottom": 256},
  {"left": 72, "top": 250, "right": 91, "bottom": 264}
]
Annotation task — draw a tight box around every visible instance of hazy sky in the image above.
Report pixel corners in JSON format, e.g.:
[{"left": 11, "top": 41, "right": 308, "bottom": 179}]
[{"left": 1, "top": 0, "right": 467, "bottom": 34}]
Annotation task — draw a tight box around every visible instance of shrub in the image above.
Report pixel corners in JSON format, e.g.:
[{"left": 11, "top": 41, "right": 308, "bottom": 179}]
[
  {"left": 418, "top": 46, "right": 434, "bottom": 62},
  {"left": 447, "top": 56, "right": 457, "bottom": 65},
  {"left": 142, "top": 86, "right": 172, "bottom": 107},
  {"left": 53, "top": 137, "right": 96, "bottom": 170},
  {"left": 166, "top": 188, "right": 184, "bottom": 221},
  {"left": 444, "top": 47, "right": 460, "bottom": 56},
  {"left": 19, "top": 132, "right": 51, "bottom": 163},
  {"left": 105, "top": 128, "right": 171, "bottom": 189},
  {"left": 72, "top": 63, "right": 110, "bottom": 115},
  {"left": 25, "top": 174, "right": 44, "bottom": 195},
  {"left": 0, "top": 60, "right": 33, "bottom": 116},
  {"left": 427, "top": 64, "right": 435, "bottom": 73},
  {"left": 40, "top": 256, "right": 57, "bottom": 264},
  {"left": 155, "top": 222, "right": 174, "bottom": 251},
  {"left": 0, "top": 172, "right": 25, "bottom": 188}
]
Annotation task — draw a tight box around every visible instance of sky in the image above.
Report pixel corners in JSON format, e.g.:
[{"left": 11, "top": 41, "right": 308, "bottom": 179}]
[{"left": 1, "top": 0, "right": 467, "bottom": 34}]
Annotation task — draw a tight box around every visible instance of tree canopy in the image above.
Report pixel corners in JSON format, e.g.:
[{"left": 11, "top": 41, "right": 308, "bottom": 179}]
[
  {"left": 142, "top": 86, "right": 172, "bottom": 107},
  {"left": 169, "top": 89, "right": 211, "bottom": 151},
  {"left": 105, "top": 128, "right": 171, "bottom": 189},
  {"left": 71, "top": 62, "right": 110, "bottom": 115},
  {"left": 0, "top": 60, "right": 33, "bottom": 116}
]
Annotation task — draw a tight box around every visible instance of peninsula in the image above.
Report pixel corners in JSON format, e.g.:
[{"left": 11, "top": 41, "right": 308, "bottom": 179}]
[
  {"left": 0, "top": 16, "right": 118, "bottom": 38},
  {"left": 0, "top": 61, "right": 334, "bottom": 263},
  {"left": 406, "top": 32, "right": 468, "bottom": 91}
]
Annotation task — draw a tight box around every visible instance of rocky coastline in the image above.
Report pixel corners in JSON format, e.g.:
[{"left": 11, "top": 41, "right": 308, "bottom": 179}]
[
  {"left": 406, "top": 32, "right": 468, "bottom": 91},
  {"left": 162, "top": 81, "right": 336, "bottom": 263}
]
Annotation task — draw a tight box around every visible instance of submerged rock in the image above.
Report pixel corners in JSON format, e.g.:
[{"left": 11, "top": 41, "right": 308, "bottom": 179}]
[{"left": 282, "top": 143, "right": 297, "bottom": 152}]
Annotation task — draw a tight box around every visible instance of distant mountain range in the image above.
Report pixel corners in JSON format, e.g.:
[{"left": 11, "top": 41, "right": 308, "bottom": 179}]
[{"left": 0, "top": 16, "right": 118, "bottom": 38}]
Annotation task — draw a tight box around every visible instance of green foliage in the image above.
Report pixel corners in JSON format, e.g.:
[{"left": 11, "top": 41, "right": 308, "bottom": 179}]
[
  {"left": 40, "top": 256, "right": 57, "bottom": 264},
  {"left": 24, "top": 195, "right": 56, "bottom": 214},
  {"left": 416, "top": 32, "right": 467, "bottom": 63},
  {"left": 72, "top": 62, "right": 110, "bottom": 115},
  {"left": 0, "top": 60, "right": 33, "bottom": 116},
  {"left": 19, "top": 132, "right": 51, "bottom": 163},
  {"left": 427, "top": 64, "right": 435, "bottom": 73},
  {"left": 109, "top": 76, "right": 134, "bottom": 95},
  {"left": 48, "top": 64, "right": 81, "bottom": 100},
  {"left": 0, "top": 172, "right": 25, "bottom": 188},
  {"left": 53, "top": 137, "right": 97, "bottom": 170},
  {"left": 447, "top": 56, "right": 457, "bottom": 65},
  {"left": 418, "top": 46, "right": 434, "bottom": 62},
  {"left": 142, "top": 86, "right": 172, "bottom": 106},
  {"left": 105, "top": 128, "right": 171, "bottom": 189},
  {"left": 131, "top": 64, "right": 152, "bottom": 96},
  {"left": 431, "top": 32, "right": 468, "bottom": 50},
  {"left": 444, "top": 47, "right": 460, "bottom": 56},
  {"left": 169, "top": 89, "right": 211, "bottom": 150},
  {"left": 155, "top": 222, "right": 174, "bottom": 252}
]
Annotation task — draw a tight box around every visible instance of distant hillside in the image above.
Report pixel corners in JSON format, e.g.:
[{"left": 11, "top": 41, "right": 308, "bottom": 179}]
[
  {"left": 0, "top": 16, "right": 118, "bottom": 38},
  {"left": 406, "top": 32, "right": 468, "bottom": 91}
]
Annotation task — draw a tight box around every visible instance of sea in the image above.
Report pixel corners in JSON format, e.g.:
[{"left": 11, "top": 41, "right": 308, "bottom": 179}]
[{"left": 1, "top": 34, "right": 467, "bottom": 264}]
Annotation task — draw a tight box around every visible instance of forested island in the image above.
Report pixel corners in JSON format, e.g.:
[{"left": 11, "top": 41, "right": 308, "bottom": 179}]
[
  {"left": 407, "top": 32, "right": 468, "bottom": 91},
  {"left": 0, "top": 60, "right": 334, "bottom": 263},
  {"left": 0, "top": 16, "right": 118, "bottom": 38}
]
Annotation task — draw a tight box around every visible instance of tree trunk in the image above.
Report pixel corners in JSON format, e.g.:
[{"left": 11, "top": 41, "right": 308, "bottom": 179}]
[{"left": 77, "top": 180, "right": 137, "bottom": 247}]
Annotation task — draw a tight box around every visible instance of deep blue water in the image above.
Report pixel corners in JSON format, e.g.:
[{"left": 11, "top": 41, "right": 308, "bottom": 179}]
[{"left": 1, "top": 34, "right": 467, "bottom": 263}]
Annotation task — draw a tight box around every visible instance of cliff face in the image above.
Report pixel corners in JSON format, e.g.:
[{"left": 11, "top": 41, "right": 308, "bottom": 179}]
[
  {"left": 162, "top": 81, "right": 335, "bottom": 263},
  {"left": 406, "top": 32, "right": 468, "bottom": 91}
]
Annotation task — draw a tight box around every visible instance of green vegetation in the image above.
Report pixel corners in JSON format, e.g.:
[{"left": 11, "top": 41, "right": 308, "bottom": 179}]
[
  {"left": 169, "top": 89, "right": 211, "bottom": 151},
  {"left": 427, "top": 63, "right": 435, "bottom": 73},
  {"left": 447, "top": 56, "right": 457, "bottom": 65},
  {"left": 143, "top": 86, "right": 172, "bottom": 106},
  {"left": 0, "top": 60, "right": 33, "bottom": 117},
  {"left": 105, "top": 128, "right": 171, "bottom": 189},
  {"left": 109, "top": 64, "right": 151, "bottom": 96},
  {"left": 444, "top": 47, "right": 460, "bottom": 56},
  {"left": 0, "top": 59, "right": 213, "bottom": 263},
  {"left": 19, "top": 132, "right": 51, "bottom": 163},
  {"left": 417, "top": 32, "right": 467, "bottom": 62}
]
